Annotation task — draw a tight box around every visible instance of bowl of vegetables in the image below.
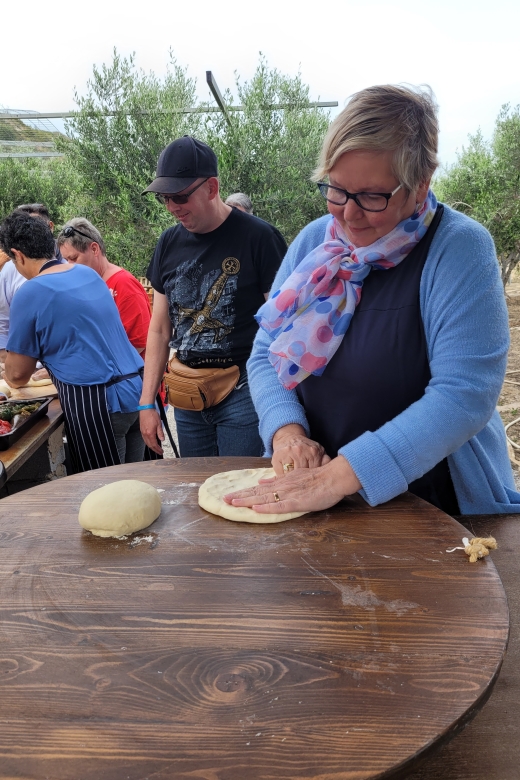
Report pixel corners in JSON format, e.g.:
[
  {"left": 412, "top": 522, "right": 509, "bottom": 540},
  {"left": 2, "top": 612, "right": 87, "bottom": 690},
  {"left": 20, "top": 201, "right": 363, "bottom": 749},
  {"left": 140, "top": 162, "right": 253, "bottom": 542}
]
[{"left": 0, "top": 398, "right": 54, "bottom": 450}]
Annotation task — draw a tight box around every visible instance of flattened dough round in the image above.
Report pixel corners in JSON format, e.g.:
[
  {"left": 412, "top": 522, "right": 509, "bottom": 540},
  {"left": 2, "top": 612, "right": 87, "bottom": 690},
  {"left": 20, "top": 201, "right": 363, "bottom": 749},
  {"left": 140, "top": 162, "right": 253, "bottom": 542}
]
[
  {"left": 79, "top": 479, "right": 162, "bottom": 537},
  {"left": 198, "top": 467, "right": 308, "bottom": 524}
]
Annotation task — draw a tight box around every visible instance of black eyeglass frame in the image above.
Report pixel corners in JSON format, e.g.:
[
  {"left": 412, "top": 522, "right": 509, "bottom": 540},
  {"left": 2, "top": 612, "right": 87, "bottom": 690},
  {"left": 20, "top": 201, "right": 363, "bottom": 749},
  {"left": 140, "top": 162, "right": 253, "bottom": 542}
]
[
  {"left": 316, "top": 181, "right": 403, "bottom": 212},
  {"left": 154, "top": 178, "right": 210, "bottom": 206},
  {"left": 60, "top": 225, "right": 95, "bottom": 242}
]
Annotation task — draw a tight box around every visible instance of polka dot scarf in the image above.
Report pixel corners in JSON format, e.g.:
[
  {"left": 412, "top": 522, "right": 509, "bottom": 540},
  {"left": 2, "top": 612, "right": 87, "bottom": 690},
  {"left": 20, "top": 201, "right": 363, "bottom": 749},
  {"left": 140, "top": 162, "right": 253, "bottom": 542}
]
[{"left": 256, "top": 189, "right": 437, "bottom": 390}]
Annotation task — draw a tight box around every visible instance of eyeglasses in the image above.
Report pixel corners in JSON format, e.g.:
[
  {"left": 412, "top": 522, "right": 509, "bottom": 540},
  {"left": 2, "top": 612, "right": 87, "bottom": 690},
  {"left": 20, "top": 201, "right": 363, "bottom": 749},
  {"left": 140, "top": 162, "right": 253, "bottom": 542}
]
[
  {"left": 154, "top": 178, "right": 209, "bottom": 206},
  {"left": 60, "top": 225, "right": 94, "bottom": 241},
  {"left": 317, "top": 182, "right": 403, "bottom": 212}
]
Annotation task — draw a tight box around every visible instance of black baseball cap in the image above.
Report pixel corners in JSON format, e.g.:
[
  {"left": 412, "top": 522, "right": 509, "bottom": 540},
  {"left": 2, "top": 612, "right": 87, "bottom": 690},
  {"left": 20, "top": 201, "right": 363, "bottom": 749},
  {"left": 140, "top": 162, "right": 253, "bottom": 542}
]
[{"left": 142, "top": 136, "right": 218, "bottom": 195}]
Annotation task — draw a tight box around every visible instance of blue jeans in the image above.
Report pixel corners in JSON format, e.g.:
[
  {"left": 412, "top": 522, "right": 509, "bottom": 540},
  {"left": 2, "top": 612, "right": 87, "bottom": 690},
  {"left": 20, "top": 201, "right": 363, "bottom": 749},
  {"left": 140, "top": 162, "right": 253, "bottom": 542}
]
[{"left": 173, "top": 372, "right": 263, "bottom": 457}]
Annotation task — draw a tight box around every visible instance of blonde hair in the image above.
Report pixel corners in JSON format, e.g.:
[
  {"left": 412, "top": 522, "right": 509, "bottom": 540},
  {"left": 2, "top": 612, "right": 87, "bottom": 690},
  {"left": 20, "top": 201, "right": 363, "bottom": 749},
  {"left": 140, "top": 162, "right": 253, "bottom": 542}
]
[{"left": 313, "top": 84, "right": 439, "bottom": 192}]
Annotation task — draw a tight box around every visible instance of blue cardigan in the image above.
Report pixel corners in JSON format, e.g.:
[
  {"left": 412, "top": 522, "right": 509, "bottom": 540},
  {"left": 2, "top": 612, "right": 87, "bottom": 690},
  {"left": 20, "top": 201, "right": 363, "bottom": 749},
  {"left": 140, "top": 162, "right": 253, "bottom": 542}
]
[{"left": 247, "top": 205, "right": 520, "bottom": 514}]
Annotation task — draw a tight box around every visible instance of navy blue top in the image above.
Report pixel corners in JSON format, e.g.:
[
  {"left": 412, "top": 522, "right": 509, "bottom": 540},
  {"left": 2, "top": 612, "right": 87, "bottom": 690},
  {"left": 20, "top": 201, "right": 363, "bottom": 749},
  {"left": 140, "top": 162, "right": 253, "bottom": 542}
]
[
  {"left": 7, "top": 265, "right": 143, "bottom": 413},
  {"left": 296, "top": 206, "right": 459, "bottom": 514}
]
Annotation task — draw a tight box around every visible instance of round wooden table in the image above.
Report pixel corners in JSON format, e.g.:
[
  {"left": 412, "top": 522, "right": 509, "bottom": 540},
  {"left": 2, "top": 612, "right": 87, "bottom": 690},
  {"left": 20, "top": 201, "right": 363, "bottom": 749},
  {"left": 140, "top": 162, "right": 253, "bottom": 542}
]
[{"left": 0, "top": 458, "right": 509, "bottom": 780}]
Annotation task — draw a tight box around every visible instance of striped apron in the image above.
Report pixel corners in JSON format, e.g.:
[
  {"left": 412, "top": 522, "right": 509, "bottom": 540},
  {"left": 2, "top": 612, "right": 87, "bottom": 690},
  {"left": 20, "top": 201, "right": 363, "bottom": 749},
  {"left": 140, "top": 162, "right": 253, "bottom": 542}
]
[
  {"left": 52, "top": 372, "right": 141, "bottom": 474},
  {"left": 52, "top": 377, "right": 120, "bottom": 473}
]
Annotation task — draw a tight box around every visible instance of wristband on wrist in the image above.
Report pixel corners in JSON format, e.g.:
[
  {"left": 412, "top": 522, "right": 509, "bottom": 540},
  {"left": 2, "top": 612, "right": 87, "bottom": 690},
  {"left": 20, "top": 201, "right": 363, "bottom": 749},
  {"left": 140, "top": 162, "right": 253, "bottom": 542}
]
[{"left": 137, "top": 403, "right": 156, "bottom": 411}]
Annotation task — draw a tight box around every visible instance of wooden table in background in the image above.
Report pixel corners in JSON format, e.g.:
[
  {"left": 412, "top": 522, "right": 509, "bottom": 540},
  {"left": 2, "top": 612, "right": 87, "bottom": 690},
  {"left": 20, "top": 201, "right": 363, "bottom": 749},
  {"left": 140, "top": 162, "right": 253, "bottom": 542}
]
[
  {"left": 1, "top": 397, "right": 63, "bottom": 480},
  {"left": 0, "top": 458, "right": 509, "bottom": 780}
]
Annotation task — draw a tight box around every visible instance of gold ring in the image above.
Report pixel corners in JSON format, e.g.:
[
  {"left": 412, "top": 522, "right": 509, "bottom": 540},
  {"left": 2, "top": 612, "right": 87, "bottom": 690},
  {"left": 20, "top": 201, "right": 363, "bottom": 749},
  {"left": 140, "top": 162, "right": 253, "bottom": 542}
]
[
  {"left": 273, "top": 492, "right": 281, "bottom": 502},
  {"left": 283, "top": 463, "right": 294, "bottom": 473}
]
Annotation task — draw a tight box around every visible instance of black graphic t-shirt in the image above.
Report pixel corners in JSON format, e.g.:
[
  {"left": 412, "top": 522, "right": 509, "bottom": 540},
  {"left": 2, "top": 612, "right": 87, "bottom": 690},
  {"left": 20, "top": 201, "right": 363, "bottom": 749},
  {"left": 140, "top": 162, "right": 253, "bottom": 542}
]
[{"left": 147, "top": 207, "right": 287, "bottom": 367}]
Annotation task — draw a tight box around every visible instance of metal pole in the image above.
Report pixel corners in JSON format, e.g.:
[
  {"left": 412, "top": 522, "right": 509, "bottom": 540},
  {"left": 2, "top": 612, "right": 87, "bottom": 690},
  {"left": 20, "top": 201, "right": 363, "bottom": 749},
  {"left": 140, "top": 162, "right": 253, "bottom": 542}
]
[{"left": 205, "top": 71, "right": 232, "bottom": 126}]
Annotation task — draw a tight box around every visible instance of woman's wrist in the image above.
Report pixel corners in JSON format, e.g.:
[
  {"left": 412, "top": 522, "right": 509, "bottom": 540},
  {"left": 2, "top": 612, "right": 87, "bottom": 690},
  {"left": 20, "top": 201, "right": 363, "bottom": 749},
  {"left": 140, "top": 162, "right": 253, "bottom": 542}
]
[
  {"left": 273, "top": 423, "right": 307, "bottom": 447},
  {"left": 329, "top": 455, "right": 362, "bottom": 496}
]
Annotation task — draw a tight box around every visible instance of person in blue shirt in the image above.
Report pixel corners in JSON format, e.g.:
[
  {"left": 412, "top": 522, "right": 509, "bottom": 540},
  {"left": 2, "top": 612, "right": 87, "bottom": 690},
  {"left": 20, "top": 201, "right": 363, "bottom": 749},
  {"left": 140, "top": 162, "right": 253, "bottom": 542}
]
[{"left": 0, "top": 211, "right": 145, "bottom": 473}]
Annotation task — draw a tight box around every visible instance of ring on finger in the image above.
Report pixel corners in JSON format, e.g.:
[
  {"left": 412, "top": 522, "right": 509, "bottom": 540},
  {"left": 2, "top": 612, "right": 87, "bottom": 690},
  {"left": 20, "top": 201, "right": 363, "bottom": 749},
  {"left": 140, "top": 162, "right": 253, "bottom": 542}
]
[
  {"left": 282, "top": 462, "right": 294, "bottom": 473},
  {"left": 273, "top": 492, "right": 281, "bottom": 502}
]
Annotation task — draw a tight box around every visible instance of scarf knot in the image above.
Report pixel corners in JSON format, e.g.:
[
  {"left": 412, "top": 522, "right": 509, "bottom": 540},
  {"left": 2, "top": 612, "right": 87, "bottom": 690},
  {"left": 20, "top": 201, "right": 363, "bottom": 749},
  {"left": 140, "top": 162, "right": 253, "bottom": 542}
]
[{"left": 256, "top": 189, "right": 437, "bottom": 389}]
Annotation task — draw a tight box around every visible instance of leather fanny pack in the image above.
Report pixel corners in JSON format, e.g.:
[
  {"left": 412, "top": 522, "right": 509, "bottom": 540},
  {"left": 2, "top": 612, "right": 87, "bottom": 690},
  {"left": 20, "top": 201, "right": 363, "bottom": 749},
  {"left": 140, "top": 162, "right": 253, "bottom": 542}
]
[{"left": 164, "top": 356, "right": 240, "bottom": 411}]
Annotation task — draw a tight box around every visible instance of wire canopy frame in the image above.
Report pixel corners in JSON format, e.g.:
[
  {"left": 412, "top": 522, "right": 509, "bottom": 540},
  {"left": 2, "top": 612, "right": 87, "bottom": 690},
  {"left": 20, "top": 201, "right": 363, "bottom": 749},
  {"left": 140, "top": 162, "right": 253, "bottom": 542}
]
[
  {"left": 0, "top": 108, "right": 64, "bottom": 157},
  {"left": 0, "top": 73, "right": 338, "bottom": 158}
]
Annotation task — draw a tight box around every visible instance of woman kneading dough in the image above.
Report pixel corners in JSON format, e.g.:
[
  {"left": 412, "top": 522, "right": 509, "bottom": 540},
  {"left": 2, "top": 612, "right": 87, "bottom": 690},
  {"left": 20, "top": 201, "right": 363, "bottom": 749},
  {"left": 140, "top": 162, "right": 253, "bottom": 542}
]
[
  {"left": 0, "top": 211, "right": 145, "bottom": 472},
  {"left": 225, "top": 84, "right": 520, "bottom": 518}
]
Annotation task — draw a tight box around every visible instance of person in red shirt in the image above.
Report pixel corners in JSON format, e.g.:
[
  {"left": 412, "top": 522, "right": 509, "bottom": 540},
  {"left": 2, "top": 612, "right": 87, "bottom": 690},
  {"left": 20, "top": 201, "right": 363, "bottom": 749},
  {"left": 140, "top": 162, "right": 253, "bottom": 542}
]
[
  {"left": 57, "top": 218, "right": 151, "bottom": 355},
  {"left": 57, "top": 219, "right": 168, "bottom": 458}
]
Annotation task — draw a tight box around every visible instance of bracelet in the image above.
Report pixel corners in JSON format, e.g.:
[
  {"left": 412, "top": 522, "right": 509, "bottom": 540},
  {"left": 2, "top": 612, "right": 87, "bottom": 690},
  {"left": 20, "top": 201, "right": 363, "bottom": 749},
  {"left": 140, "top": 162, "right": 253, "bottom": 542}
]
[{"left": 137, "top": 403, "right": 156, "bottom": 411}]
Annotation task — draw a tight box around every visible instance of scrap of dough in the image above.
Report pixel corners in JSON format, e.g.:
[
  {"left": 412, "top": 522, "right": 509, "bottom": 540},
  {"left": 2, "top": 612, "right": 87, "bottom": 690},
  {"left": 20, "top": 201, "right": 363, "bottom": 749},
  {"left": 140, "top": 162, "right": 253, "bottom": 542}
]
[
  {"left": 24, "top": 377, "right": 53, "bottom": 387},
  {"left": 79, "top": 480, "right": 162, "bottom": 538},
  {"left": 0, "top": 380, "right": 12, "bottom": 397},
  {"left": 198, "top": 467, "right": 308, "bottom": 524}
]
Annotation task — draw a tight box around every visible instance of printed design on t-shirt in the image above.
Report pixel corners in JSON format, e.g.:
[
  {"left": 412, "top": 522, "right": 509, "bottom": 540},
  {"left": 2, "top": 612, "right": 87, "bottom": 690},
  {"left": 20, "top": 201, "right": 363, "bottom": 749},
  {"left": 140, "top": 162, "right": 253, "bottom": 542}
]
[
  {"left": 177, "top": 257, "right": 240, "bottom": 343},
  {"left": 165, "top": 256, "right": 240, "bottom": 358}
]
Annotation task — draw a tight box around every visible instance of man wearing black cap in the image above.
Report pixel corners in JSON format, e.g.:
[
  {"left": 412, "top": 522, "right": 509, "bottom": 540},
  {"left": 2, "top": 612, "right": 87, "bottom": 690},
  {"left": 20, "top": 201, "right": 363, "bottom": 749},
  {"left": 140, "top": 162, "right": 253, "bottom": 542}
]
[{"left": 139, "top": 136, "right": 287, "bottom": 457}]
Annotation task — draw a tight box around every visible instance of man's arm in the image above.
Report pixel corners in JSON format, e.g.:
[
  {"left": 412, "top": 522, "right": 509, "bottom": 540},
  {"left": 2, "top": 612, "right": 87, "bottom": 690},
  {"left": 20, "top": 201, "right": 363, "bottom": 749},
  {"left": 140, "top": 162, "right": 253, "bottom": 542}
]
[
  {"left": 139, "top": 291, "right": 173, "bottom": 454},
  {"left": 4, "top": 352, "right": 37, "bottom": 387}
]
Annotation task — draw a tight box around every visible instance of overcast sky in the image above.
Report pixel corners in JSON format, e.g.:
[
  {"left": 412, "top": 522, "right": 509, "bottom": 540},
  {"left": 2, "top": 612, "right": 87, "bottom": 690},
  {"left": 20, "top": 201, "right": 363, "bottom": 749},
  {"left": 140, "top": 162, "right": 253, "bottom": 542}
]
[{"left": 2, "top": 0, "right": 519, "bottom": 169}]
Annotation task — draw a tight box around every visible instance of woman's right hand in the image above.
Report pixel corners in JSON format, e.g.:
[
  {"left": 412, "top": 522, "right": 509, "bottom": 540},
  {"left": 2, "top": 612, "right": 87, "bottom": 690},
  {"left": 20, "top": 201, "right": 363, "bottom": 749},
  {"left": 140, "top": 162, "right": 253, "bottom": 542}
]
[{"left": 271, "top": 423, "right": 331, "bottom": 477}]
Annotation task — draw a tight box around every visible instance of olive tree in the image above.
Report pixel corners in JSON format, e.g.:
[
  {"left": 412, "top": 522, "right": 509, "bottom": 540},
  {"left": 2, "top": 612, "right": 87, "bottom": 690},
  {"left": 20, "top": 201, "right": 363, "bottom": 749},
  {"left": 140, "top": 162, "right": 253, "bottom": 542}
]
[
  {"left": 0, "top": 157, "right": 79, "bottom": 223},
  {"left": 436, "top": 104, "right": 520, "bottom": 286},
  {"left": 48, "top": 51, "right": 331, "bottom": 275},
  {"left": 205, "top": 57, "right": 329, "bottom": 243},
  {"left": 57, "top": 49, "right": 203, "bottom": 276}
]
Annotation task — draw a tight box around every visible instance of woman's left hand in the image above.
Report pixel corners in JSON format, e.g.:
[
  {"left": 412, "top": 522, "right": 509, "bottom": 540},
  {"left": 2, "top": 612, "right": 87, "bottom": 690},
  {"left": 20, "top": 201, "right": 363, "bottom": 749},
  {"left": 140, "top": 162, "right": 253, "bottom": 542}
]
[{"left": 223, "top": 455, "right": 362, "bottom": 515}]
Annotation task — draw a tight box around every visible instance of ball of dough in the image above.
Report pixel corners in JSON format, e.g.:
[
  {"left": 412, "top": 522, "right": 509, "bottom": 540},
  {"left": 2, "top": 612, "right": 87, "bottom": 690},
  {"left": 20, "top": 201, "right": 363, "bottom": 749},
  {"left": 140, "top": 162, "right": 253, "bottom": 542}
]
[{"left": 79, "top": 480, "right": 162, "bottom": 537}]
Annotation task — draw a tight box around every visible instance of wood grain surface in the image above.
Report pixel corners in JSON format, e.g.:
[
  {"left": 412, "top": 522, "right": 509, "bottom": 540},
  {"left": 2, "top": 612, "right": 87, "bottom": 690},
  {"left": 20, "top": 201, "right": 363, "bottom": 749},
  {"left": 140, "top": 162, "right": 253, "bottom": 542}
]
[
  {"left": 0, "top": 458, "right": 509, "bottom": 780},
  {"left": 404, "top": 512, "right": 520, "bottom": 780}
]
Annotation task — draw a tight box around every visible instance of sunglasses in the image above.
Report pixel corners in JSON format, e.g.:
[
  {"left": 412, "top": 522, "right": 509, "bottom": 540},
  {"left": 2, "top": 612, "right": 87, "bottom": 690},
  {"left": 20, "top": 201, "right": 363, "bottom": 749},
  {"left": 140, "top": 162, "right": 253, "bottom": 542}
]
[
  {"left": 155, "top": 178, "right": 209, "bottom": 206},
  {"left": 60, "top": 225, "right": 94, "bottom": 241}
]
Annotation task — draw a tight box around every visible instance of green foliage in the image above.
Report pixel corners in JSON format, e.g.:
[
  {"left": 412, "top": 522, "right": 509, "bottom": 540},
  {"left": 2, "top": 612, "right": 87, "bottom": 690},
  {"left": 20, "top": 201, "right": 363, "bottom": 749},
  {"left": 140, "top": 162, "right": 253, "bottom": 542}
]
[
  {"left": 56, "top": 49, "right": 202, "bottom": 276},
  {"left": 204, "top": 57, "right": 329, "bottom": 243},
  {"left": 1, "top": 51, "right": 330, "bottom": 275},
  {"left": 436, "top": 104, "right": 520, "bottom": 285},
  {"left": 0, "top": 156, "right": 79, "bottom": 222},
  {"left": 61, "top": 50, "right": 330, "bottom": 273}
]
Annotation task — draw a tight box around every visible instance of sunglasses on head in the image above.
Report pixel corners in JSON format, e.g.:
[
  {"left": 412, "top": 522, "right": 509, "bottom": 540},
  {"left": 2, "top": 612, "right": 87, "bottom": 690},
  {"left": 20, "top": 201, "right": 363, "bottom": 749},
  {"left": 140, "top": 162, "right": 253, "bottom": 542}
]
[
  {"left": 60, "top": 225, "right": 94, "bottom": 241},
  {"left": 154, "top": 178, "right": 209, "bottom": 206}
]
